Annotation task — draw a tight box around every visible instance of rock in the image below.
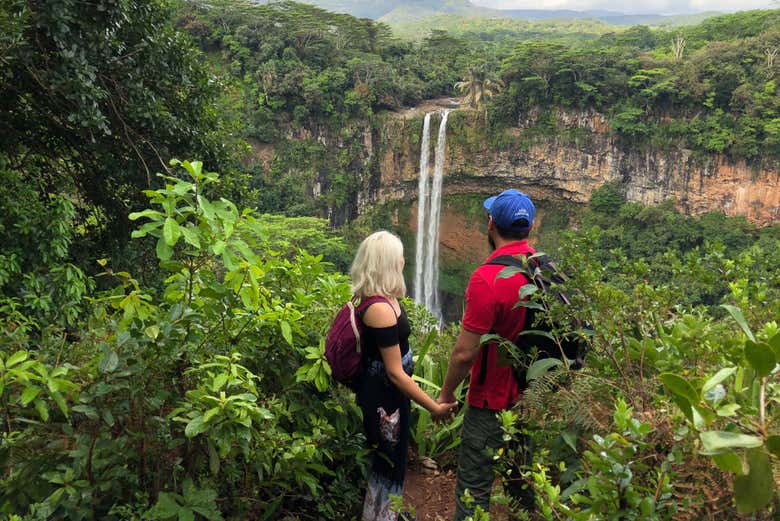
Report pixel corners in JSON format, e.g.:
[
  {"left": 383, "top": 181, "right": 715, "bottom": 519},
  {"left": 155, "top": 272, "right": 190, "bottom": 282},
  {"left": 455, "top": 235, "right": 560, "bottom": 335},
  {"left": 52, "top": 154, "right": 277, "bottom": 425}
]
[
  {"left": 370, "top": 107, "right": 779, "bottom": 226},
  {"left": 420, "top": 456, "right": 439, "bottom": 473}
]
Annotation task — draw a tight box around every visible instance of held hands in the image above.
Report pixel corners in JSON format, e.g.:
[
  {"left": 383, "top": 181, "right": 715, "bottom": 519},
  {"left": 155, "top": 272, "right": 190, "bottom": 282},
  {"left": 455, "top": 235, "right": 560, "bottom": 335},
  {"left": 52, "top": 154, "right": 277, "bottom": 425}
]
[{"left": 430, "top": 400, "right": 458, "bottom": 422}]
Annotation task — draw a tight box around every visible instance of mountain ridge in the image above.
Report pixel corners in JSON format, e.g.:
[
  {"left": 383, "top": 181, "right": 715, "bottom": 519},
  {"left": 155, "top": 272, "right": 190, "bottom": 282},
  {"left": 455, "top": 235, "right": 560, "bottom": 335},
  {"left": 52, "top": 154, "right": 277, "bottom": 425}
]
[{"left": 283, "top": 0, "right": 722, "bottom": 26}]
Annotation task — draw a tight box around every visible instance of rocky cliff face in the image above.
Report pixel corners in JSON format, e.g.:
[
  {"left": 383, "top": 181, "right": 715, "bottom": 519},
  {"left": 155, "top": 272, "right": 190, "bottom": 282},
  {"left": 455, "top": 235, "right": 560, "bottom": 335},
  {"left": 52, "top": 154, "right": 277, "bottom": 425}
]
[{"left": 366, "top": 107, "right": 780, "bottom": 226}]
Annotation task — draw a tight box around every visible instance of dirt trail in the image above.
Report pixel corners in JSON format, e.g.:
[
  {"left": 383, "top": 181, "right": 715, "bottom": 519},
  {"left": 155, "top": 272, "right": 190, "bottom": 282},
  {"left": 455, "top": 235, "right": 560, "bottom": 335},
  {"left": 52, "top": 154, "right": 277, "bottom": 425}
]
[
  {"left": 403, "top": 464, "right": 508, "bottom": 521},
  {"left": 403, "top": 464, "right": 457, "bottom": 521}
]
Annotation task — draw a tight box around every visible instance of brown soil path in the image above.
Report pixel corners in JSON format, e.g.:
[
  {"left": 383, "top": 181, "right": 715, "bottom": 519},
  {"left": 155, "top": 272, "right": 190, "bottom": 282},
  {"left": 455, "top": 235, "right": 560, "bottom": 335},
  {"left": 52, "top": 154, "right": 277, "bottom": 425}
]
[
  {"left": 403, "top": 464, "right": 508, "bottom": 521},
  {"left": 403, "top": 464, "right": 457, "bottom": 521}
]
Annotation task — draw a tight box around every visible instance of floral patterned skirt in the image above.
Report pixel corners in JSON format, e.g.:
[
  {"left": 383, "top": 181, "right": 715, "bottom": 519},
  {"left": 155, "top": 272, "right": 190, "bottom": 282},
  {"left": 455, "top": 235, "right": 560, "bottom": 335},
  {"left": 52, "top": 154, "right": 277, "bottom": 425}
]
[{"left": 354, "top": 349, "right": 414, "bottom": 521}]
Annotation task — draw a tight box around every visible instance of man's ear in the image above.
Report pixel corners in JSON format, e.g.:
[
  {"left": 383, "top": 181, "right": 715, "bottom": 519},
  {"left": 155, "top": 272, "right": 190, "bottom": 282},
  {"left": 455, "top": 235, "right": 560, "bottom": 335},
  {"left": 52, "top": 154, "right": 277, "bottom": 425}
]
[{"left": 487, "top": 215, "right": 495, "bottom": 231}]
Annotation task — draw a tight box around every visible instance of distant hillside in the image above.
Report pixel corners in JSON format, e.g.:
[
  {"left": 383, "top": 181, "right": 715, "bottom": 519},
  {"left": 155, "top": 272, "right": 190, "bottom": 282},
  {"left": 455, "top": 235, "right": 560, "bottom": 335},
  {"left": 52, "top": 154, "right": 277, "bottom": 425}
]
[
  {"left": 282, "top": 0, "right": 477, "bottom": 20},
  {"left": 497, "top": 9, "right": 722, "bottom": 26},
  {"left": 291, "top": 0, "right": 721, "bottom": 27},
  {"left": 377, "top": 0, "right": 495, "bottom": 23},
  {"left": 386, "top": 14, "right": 616, "bottom": 42}
]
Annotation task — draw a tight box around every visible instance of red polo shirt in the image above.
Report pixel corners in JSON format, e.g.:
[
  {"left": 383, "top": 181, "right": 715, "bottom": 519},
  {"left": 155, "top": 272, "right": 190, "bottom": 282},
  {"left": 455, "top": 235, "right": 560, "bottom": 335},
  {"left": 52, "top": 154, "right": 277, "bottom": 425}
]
[{"left": 462, "top": 240, "right": 535, "bottom": 410}]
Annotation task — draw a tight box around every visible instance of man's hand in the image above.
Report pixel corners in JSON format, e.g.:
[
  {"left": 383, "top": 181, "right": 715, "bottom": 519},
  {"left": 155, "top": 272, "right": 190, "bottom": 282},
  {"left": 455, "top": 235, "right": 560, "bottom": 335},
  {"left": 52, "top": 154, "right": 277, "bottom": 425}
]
[{"left": 430, "top": 400, "right": 458, "bottom": 422}]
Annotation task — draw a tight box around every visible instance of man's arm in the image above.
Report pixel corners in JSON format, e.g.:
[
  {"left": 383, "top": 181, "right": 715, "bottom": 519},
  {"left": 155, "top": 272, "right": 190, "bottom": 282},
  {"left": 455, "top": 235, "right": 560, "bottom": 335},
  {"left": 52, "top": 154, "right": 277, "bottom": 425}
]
[{"left": 438, "top": 328, "right": 483, "bottom": 404}]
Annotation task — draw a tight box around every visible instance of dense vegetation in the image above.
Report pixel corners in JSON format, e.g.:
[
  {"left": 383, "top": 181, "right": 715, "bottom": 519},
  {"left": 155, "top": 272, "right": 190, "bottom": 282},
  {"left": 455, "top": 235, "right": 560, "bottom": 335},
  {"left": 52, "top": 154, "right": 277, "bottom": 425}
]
[
  {"left": 171, "top": 0, "right": 488, "bottom": 221},
  {"left": 0, "top": 0, "right": 244, "bottom": 259},
  {"left": 490, "top": 10, "right": 780, "bottom": 165},
  {"left": 1, "top": 0, "right": 778, "bottom": 519}
]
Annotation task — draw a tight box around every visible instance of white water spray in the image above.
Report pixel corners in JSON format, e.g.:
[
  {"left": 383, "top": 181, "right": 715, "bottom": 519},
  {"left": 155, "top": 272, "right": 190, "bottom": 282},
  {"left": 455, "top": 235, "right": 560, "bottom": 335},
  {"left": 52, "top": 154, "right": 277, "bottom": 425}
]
[
  {"left": 414, "top": 110, "right": 450, "bottom": 320},
  {"left": 413, "top": 113, "right": 431, "bottom": 303}
]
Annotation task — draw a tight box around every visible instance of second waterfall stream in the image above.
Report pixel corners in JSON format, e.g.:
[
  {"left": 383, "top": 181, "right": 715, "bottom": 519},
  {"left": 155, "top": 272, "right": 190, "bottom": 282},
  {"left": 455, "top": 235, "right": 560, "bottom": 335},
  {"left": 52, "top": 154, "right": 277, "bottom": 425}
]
[{"left": 413, "top": 109, "right": 450, "bottom": 321}]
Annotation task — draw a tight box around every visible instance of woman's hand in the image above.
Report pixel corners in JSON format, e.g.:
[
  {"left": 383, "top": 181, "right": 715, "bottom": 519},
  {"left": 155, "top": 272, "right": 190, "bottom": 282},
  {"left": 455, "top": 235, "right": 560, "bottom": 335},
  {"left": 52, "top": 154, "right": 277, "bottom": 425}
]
[{"left": 430, "top": 400, "right": 458, "bottom": 422}]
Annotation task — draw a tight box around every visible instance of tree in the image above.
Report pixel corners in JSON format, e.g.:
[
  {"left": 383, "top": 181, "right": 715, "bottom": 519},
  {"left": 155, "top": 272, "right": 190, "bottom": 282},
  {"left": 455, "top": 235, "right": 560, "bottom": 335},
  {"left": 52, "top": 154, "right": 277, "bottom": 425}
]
[
  {"left": 0, "top": 0, "right": 236, "bottom": 258},
  {"left": 766, "top": 47, "right": 778, "bottom": 78},
  {"left": 501, "top": 42, "right": 567, "bottom": 100},
  {"left": 455, "top": 65, "right": 503, "bottom": 110},
  {"left": 672, "top": 34, "right": 686, "bottom": 60}
]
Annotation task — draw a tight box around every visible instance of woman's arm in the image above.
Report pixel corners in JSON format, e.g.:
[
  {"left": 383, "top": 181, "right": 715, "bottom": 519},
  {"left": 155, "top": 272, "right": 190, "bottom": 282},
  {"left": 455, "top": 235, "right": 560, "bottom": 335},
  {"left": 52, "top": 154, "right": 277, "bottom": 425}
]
[{"left": 363, "top": 302, "right": 456, "bottom": 420}]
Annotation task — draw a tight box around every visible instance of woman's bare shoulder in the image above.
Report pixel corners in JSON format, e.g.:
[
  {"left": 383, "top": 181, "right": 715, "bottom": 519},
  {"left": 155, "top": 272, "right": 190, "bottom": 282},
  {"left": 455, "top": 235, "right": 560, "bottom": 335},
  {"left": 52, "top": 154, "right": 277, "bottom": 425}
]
[{"left": 362, "top": 299, "right": 398, "bottom": 328}]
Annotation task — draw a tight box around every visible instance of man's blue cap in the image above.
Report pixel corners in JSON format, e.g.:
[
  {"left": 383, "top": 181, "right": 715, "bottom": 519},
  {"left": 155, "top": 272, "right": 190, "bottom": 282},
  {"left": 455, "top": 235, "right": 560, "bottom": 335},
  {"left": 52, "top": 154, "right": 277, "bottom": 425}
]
[{"left": 483, "top": 189, "right": 535, "bottom": 231}]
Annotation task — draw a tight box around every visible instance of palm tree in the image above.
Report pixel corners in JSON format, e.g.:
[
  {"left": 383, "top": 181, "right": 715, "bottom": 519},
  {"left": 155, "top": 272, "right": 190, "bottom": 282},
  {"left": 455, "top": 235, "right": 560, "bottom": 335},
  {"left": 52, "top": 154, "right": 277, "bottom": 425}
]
[{"left": 455, "top": 66, "right": 503, "bottom": 110}]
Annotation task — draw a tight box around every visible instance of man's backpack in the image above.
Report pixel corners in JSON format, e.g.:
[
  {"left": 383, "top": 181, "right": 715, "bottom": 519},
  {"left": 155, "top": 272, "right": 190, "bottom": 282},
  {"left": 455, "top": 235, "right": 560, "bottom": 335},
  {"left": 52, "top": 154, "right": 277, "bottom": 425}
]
[
  {"left": 485, "top": 252, "right": 588, "bottom": 387},
  {"left": 325, "top": 296, "right": 388, "bottom": 386}
]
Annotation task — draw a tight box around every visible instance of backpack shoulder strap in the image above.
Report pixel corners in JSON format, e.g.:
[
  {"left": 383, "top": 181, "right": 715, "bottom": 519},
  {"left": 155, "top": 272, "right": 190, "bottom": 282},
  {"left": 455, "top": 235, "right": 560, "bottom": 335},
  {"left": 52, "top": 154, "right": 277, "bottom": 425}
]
[
  {"left": 485, "top": 254, "right": 527, "bottom": 268},
  {"left": 484, "top": 247, "right": 540, "bottom": 267},
  {"left": 355, "top": 296, "right": 395, "bottom": 318}
]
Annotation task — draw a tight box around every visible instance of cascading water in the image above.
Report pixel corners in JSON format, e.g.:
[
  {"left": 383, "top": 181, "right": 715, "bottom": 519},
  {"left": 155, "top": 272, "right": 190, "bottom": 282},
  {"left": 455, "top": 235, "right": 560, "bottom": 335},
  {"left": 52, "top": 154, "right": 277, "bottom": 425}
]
[
  {"left": 413, "top": 112, "right": 431, "bottom": 304},
  {"left": 414, "top": 109, "right": 450, "bottom": 320}
]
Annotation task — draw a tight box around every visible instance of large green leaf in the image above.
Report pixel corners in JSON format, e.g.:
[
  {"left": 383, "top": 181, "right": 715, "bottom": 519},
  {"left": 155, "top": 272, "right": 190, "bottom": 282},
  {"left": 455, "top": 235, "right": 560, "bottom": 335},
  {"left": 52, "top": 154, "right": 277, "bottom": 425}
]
[
  {"left": 34, "top": 399, "right": 49, "bottom": 421},
  {"left": 5, "top": 350, "right": 28, "bottom": 368},
  {"left": 179, "top": 507, "right": 195, "bottom": 521},
  {"left": 128, "top": 209, "right": 163, "bottom": 221},
  {"left": 163, "top": 217, "right": 181, "bottom": 246},
  {"left": 513, "top": 300, "right": 545, "bottom": 311},
  {"left": 21, "top": 385, "right": 41, "bottom": 405},
  {"left": 671, "top": 394, "right": 693, "bottom": 423},
  {"left": 744, "top": 340, "right": 776, "bottom": 377},
  {"left": 212, "top": 240, "right": 226, "bottom": 255},
  {"left": 734, "top": 449, "right": 774, "bottom": 514},
  {"left": 720, "top": 305, "right": 755, "bottom": 342},
  {"left": 198, "top": 195, "right": 216, "bottom": 220},
  {"left": 766, "top": 435, "right": 780, "bottom": 458},
  {"left": 185, "top": 416, "right": 208, "bottom": 438},
  {"left": 716, "top": 403, "right": 740, "bottom": 417},
  {"left": 495, "top": 266, "right": 526, "bottom": 280},
  {"left": 702, "top": 367, "right": 736, "bottom": 393},
  {"left": 99, "top": 351, "right": 119, "bottom": 373},
  {"left": 769, "top": 333, "right": 780, "bottom": 361},
  {"left": 526, "top": 358, "right": 563, "bottom": 382},
  {"left": 208, "top": 441, "right": 220, "bottom": 476},
  {"left": 150, "top": 492, "right": 182, "bottom": 517},
  {"left": 51, "top": 391, "right": 69, "bottom": 418},
  {"left": 280, "top": 321, "right": 293, "bottom": 346},
  {"left": 416, "top": 329, "right": 437, "bottom": 362},
  {"left": 519, "top": 283, "right": 538, "bottom": 299},
  {"left": 180, "top": 226, "right": 201, "bottom": 248},
  {"left": 700, "top": 431, "right": 764, "bottom": 453},
  {"left": 692, "top": 405, "right": 716, "bottom": 429},
  {"left": 561, "top": 428, "right": 578, "bottom": 453},
  {"left": 156, "top": 237, "right": 173, "bottom": 261},
  {"left": 712, "top": 451, "right": 743, "bottom": 474},
  {"left": 660, "top": 373, "right": 699, "bottom": 405}
]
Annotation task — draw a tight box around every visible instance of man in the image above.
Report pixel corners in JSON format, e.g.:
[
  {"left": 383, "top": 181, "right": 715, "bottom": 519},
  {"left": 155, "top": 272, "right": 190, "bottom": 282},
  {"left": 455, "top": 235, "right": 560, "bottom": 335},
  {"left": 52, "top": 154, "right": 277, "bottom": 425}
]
[{"left": 437, "top": 189, "right": 537, "bottom": 520}]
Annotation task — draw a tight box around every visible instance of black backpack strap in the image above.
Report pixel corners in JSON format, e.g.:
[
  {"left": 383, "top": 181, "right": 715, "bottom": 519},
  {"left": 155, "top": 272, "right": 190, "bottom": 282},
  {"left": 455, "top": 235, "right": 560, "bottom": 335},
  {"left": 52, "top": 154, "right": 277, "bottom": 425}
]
[
  {"left": 479, "top": 338, "right": 490, "bottom": 385},
  {"left": 485, "top": 254, "right": 525, "bottom": 268},
  {"left": 486, "top": 253, "right": 547, "bottom": 270}
]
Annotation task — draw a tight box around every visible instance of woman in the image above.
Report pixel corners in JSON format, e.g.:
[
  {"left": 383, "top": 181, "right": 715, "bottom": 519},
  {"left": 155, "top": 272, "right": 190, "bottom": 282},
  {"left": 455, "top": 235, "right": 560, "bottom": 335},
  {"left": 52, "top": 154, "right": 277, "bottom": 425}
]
[{"left": 350, "top": 231, "right": 457, "bottom": 521}]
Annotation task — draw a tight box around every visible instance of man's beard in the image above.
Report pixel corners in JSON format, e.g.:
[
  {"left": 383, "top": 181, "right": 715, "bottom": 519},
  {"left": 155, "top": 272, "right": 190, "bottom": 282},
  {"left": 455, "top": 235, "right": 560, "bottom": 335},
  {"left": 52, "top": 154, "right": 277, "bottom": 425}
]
[{"left": 488, "top": 232, "right": 496, "bottom": 251}]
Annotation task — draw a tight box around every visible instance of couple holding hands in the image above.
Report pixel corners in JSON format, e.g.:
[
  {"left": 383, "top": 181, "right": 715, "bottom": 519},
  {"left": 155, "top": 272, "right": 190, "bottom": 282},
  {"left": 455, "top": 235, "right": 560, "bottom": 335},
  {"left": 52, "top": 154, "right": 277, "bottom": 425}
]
[{"left": 351, "top": 190, "right": 538, "bottom": 521}]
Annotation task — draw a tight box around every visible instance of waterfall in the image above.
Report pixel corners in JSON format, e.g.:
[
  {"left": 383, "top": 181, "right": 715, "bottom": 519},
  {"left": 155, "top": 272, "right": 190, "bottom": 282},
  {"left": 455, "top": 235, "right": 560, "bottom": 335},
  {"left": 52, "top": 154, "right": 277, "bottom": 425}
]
[
  {"left": 414, "top": 109, "right": 450, "bottom": 320},
  {"left": 413, "top": 112, "right": 431, "bottom": 303}
]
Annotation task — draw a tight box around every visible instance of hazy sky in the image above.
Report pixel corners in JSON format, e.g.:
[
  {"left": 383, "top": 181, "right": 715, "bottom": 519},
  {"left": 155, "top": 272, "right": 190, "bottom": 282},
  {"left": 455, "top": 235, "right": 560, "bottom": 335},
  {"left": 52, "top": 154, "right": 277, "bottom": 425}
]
[{"left": 471, "top": 0, "right": 777, "bottom": 14}]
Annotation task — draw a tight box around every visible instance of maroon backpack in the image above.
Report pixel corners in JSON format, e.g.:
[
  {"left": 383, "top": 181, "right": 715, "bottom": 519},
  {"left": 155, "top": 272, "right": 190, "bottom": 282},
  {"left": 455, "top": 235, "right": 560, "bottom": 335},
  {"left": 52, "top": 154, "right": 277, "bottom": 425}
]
[{"left": 325, "top": 296, "right": 388, "bottom": 385}]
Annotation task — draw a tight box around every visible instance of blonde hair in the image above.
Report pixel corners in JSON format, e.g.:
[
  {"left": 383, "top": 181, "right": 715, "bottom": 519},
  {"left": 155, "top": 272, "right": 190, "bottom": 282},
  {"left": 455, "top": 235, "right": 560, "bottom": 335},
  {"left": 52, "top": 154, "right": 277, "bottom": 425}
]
[{"left": 350, "top": 231, "right": 406, "bottom": 299}]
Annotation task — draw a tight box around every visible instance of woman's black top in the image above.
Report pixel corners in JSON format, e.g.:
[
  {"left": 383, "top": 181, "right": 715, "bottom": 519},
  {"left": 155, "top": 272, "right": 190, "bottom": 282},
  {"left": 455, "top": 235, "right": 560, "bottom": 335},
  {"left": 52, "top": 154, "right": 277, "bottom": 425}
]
[
  {"left": 360, "top": 301, "right": 410, "bottom": 360},
  {"left": 354, "top": 299, "right": 413, "bottom": 487}
]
